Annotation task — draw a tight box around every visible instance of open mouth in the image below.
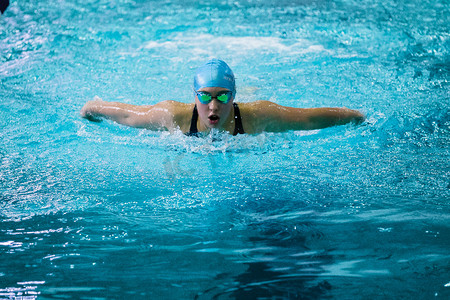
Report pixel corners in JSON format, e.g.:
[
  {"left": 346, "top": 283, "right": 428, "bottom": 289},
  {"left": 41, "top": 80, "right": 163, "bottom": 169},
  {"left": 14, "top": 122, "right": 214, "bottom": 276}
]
[{"left": 208, "top": 115, "right": 220, "bottom": 124}]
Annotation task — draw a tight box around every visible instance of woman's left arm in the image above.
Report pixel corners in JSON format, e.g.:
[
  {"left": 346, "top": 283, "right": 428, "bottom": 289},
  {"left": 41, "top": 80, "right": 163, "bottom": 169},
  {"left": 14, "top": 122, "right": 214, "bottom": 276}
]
[{"left": 251, "top": 101, "right": 365, "bottom": 132}]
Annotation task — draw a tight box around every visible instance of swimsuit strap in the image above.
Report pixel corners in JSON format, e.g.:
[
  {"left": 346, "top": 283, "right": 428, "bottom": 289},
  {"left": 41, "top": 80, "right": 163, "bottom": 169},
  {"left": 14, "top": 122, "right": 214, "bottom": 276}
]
[
  {"left": 186, "top": 105, "right": 199, "bottom": 136},
  {"left": 186, "top": 103, "right": 245, "bottom": 136},
  {"left": 233, "top": 103, "right": 245, "bottom": 135}
]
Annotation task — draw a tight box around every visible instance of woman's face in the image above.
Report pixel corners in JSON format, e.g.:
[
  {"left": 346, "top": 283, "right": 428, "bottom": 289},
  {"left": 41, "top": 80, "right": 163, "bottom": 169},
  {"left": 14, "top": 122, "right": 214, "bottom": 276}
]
[{"left": 195, "top": 86, "right": 234, "bottom": 130}]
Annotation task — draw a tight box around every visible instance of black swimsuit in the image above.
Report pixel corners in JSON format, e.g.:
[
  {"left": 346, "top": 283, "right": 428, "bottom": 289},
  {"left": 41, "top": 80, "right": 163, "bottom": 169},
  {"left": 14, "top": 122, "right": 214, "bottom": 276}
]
[{"left": 186, "top": 103, "right": 245, "bottom": 136}]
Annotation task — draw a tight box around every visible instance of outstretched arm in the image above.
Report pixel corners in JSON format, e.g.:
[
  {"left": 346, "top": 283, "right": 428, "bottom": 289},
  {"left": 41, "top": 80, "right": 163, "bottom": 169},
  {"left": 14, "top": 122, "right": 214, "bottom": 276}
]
[
  {"left": 80, "top": 97, "right": 176, "bottom": 130},
  {"left": 249, "top": 101, "right": 365, "bottom": 132}
]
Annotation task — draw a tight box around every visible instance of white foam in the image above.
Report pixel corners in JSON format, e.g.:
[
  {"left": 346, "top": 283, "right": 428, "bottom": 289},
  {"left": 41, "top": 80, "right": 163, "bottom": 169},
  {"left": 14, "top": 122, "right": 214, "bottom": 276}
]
[{"left": 143, "top": 33, "right": 329, "bottom": 56}]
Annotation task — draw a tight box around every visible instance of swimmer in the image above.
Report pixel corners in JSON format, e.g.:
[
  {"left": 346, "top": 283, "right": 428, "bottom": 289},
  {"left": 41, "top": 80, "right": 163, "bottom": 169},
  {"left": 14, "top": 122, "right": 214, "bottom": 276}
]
[{"left": 80, "top": 59, "right": 365, "bottom": 135}]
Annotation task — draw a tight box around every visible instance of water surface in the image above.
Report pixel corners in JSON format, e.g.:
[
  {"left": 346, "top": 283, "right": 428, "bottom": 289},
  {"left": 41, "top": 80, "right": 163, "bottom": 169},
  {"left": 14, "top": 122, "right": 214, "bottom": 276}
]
[{"left": 1, "top": 0, "right": 449, "bottom": 299}]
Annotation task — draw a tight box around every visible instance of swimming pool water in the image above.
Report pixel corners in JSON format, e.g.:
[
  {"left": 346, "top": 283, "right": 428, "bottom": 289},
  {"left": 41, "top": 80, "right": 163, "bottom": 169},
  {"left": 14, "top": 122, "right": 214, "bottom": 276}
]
[{"left": 1, "top": 0, "right": 449, "bottom": 299}]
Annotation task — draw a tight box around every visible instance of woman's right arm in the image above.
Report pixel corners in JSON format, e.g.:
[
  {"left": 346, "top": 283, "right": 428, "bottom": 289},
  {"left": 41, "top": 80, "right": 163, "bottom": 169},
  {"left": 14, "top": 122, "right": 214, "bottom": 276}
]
[{"left": 80, "top": 98, "right": 176, "bottom": 130}]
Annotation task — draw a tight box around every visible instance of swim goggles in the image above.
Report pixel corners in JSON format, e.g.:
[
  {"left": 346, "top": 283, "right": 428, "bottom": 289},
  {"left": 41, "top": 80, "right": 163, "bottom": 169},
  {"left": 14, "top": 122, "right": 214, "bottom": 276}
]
[{"left": 194, "top": 90, "right": 233, "bottom": 104}]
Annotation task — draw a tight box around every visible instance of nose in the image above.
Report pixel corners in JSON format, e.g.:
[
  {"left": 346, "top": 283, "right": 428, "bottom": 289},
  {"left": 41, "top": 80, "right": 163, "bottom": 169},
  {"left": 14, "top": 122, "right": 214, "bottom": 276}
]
[{"left": 208, "top": 98, "right": 220, "bottom": 111}]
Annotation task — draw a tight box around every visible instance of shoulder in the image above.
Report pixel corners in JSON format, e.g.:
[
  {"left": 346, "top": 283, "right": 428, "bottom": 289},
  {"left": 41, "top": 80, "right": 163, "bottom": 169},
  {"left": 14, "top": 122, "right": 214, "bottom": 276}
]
[
  {"left": 236, "top": 100, "right": 310, "bottom": 133},
  {"left": 238, "top": 100, "right": 280, "bottom": 110},
  {"left": 136, "top": 100, "right": 193, "bottom": 131},
  {"left": 238, "top": 100, "right": 294, "bottom": 117},
  {"left": 150, "top": 100, "right": 194, "bottom": 116},
  {"left": 236, "top": 101, "right": 285, "bottom": 133},
  {"left": 237, "top": 100, "right": 277, "bottom": 117},
  {"left": 151, "top": 100, "right": 189, "bottom": 109},
  {"left": 158, "top": 101, "right": 194, "bottom": 132}
]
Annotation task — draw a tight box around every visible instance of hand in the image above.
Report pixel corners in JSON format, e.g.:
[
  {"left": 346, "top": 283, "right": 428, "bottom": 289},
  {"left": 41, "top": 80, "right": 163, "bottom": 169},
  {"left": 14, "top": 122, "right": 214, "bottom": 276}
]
[{"left": 80, "top": 96, "right": 104, "bottom": 122}]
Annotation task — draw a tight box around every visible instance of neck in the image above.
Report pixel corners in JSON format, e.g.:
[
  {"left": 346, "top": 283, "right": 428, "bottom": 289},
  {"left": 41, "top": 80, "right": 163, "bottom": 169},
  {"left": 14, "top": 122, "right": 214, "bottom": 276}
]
[{"left": 197, "top": 104, "right": 235, "bottom": 133}]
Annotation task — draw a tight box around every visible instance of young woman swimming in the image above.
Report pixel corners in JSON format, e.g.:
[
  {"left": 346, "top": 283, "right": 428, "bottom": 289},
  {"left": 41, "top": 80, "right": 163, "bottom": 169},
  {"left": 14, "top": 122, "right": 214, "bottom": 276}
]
[{"left": 80, "top": 59, "right": 365, "bottom": 135}]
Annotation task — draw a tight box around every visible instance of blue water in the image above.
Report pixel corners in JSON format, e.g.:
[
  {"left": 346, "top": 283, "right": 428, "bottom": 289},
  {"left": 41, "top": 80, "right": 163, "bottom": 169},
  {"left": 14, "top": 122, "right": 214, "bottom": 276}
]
[{"left": 1, "top": 0, "right": 449, "bottom": 299}]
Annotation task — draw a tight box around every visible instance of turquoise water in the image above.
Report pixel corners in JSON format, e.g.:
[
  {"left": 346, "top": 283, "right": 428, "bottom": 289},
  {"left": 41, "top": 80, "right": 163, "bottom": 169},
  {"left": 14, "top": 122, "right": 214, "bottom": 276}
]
[{"left": 1, "top": 0, "right": 449, "bottom": 298}]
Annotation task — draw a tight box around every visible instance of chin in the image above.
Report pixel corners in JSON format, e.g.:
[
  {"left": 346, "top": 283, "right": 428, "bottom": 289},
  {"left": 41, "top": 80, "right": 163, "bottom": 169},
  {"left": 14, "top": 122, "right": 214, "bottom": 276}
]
[{"left": 207, "top": 123, "right": 220, "bottom": 129}]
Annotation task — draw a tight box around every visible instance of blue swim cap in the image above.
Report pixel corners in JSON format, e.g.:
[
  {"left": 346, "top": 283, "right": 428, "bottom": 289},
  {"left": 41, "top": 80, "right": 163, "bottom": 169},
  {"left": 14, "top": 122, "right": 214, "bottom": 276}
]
[{"left": 194, "top": 59, "right": 236, "bottom": 96}]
